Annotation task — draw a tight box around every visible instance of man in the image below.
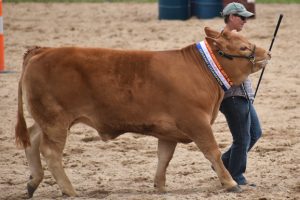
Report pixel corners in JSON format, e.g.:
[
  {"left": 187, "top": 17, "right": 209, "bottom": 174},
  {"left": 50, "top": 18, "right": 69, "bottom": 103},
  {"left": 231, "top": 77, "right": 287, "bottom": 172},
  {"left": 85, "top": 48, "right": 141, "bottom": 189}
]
[{"left": 219, "top": 2, "right": 261, "bottom": 187}]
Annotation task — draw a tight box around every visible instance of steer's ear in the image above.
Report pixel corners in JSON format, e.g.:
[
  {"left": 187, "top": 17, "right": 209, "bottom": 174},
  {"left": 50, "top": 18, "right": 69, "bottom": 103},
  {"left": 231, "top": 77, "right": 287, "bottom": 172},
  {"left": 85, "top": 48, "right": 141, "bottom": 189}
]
[
  {"left": 204, "top": 27, "right": 220, "bottom": 38},
  {"left": 205, "top": 37, "right": 222, "bottom": 51}
]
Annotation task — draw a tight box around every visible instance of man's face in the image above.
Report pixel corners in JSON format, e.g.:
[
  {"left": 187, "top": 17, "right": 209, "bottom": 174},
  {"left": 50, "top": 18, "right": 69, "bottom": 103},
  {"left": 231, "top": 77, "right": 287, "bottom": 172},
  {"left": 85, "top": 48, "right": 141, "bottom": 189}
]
[{"left": 230, "top": 14, "right": 247, "bottom": 32}]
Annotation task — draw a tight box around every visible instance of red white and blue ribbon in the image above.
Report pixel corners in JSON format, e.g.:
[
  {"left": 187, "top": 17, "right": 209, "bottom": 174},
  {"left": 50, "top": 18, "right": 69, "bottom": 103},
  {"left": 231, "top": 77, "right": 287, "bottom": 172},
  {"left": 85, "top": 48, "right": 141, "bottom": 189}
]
[{"left": 196, "top": 40, "right": 233, "bottom": 91}]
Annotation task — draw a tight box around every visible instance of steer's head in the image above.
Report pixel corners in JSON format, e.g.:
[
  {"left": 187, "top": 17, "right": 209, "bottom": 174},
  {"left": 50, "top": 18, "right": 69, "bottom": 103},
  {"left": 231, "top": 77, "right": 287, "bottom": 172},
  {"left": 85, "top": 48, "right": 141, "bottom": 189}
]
[{"left": 204, "top": 27, "right": 271, "bottom": 85}]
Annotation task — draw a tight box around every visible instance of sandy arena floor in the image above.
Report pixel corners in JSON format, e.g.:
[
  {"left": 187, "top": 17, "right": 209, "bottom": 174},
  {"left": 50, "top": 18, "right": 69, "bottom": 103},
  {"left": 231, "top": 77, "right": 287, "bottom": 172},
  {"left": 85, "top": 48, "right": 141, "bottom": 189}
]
[{"left": 0, "top": 2, "right": 299, "bottom": 200}]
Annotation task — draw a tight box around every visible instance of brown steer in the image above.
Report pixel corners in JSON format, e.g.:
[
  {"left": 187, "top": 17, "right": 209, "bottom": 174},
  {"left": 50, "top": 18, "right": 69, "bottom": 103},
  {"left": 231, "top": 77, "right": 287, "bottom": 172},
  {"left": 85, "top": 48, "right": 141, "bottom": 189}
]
[{"left": 15, "top": 27, "right": 270, "bottom": 198}]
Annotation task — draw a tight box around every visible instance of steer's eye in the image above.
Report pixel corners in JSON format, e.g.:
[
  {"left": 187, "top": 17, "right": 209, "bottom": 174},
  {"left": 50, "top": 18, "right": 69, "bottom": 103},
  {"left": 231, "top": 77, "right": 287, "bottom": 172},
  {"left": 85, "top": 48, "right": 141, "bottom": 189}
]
[{"left": 240, "top": 46, "right": 247, "bottom": 51}]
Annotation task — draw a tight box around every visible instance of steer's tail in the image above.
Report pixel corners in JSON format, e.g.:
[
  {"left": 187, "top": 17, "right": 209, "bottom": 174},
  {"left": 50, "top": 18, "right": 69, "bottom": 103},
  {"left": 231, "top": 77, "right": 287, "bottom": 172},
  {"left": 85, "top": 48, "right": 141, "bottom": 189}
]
[
  {"left": 15, "top": 46, "right": 44, "bottom": 148},
  {"left": 15, "top": 77, "right": 30, "bottom": 148}
]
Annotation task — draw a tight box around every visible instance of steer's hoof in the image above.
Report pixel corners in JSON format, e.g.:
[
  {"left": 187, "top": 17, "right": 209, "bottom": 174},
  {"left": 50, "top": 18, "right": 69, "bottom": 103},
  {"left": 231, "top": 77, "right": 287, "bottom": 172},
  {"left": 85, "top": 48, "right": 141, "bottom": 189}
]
[
  {"left": 27, "top": 183, "right": 37, "bottom": 198},
  {"left": 226, "top": 185, "right": 242, "bottom": 193},
  {"left": 154, "top": 184, "right": 167, "bottom": 194},
  {"left": 62, "top": 189, "right": 77, "bottom": 197}
]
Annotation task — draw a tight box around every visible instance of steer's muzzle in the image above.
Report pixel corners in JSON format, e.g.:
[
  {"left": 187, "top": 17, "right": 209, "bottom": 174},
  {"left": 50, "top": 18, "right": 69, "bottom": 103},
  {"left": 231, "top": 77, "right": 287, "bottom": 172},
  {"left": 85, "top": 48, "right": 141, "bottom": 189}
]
[{"left": 252, "top": 50, "right": 271, "bottom": 73}]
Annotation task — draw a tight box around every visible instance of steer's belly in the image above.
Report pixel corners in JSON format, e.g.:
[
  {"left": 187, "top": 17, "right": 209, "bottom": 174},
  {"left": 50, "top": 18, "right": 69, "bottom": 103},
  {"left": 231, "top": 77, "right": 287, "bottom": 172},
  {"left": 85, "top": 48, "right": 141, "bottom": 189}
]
[
  {"left": 149, "top": 130, "right": 193, "bottom": 143},
  {"left": 96, "top": 121, "right": 193, "bottom": 144}
]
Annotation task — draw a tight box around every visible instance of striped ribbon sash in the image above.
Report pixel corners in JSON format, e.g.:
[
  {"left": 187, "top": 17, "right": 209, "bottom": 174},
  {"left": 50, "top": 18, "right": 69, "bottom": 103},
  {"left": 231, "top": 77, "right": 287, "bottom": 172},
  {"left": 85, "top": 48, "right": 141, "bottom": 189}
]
[{"left": 196, "top": 40, "right": 233, "bottom": 91}]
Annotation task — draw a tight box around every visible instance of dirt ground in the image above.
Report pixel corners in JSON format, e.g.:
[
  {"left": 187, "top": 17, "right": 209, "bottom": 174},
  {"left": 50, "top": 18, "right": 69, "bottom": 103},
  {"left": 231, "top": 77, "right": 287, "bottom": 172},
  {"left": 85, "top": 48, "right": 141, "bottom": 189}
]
[{"left": 0, "top": 2, "right": 299, "bottom": 200}]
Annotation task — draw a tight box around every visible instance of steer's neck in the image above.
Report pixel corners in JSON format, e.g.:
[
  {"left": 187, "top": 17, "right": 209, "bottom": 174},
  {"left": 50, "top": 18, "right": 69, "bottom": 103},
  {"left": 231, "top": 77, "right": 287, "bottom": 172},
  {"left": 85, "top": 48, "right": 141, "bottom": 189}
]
[{"left": 194, "top": 41, "right": 233, "bottom": 92}]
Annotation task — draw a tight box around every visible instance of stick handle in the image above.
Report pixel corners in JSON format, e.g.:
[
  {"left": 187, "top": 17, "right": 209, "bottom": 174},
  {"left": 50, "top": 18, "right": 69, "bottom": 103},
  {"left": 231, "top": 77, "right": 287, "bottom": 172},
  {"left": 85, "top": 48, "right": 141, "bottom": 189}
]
[
  {"left": 253, "top": 14, "right": 283, "bottom": 101},
  {"left": 269, "top": 14, "right": 283, "bottom": 52}
]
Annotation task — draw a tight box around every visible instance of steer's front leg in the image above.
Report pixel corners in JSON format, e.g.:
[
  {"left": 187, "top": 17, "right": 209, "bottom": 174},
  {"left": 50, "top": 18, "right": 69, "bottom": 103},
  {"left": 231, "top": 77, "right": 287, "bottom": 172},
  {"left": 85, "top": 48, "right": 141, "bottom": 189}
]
[
  {"left": 179, "top": 117, "right": 240, "bottom": 192},
  {"left": 154, "top": 139, "right": 177, "bottom": 193},
  {"left": 194, "top": 127, "right": 240, "bottom": 192}
]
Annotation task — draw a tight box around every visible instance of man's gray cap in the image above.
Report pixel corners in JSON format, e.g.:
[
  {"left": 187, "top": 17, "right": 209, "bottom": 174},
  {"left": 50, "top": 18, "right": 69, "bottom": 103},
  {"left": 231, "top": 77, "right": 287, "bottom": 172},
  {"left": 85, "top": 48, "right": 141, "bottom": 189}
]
[{"left": 221, "top": 2, "right": 254, "bottom": 18}]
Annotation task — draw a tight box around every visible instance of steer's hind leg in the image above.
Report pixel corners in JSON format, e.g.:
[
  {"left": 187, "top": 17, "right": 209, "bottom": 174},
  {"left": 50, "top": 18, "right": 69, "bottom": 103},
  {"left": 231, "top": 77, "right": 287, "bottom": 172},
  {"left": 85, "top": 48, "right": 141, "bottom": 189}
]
[
  {"left": 40, "top": 127, "right": 77, "bottom": 197},
  {"left": 154, "top": 139, "right": 177, "bottom": 193},
  {"left": 187, "top": 122, "right": 240, "bottom": 192},
  {"left": 25, "top": 123, "right": 44, "bottom": 198}
]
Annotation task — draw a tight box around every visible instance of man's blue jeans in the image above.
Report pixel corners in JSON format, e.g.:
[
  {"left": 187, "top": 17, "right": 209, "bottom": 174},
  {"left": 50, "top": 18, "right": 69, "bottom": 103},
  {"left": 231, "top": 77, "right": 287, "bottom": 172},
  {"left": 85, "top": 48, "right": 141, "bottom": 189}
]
[{"left": 220, "top": 96, "right": 262, "bottom": 185}]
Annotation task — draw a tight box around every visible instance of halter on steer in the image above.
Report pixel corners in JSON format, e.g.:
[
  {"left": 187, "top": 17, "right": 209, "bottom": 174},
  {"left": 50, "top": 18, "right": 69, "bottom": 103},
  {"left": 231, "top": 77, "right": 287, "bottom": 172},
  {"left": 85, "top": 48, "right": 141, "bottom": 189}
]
[{"left": 217, "top": 45, "right": 256, "bottom": 67}]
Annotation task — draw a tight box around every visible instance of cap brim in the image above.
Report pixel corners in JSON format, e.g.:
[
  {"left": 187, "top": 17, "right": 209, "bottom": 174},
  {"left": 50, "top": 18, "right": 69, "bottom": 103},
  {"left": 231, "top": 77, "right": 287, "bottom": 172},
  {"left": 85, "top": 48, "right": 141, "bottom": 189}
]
[{"left": 238, "top": 10, "right": 254, "bottom": 18}]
